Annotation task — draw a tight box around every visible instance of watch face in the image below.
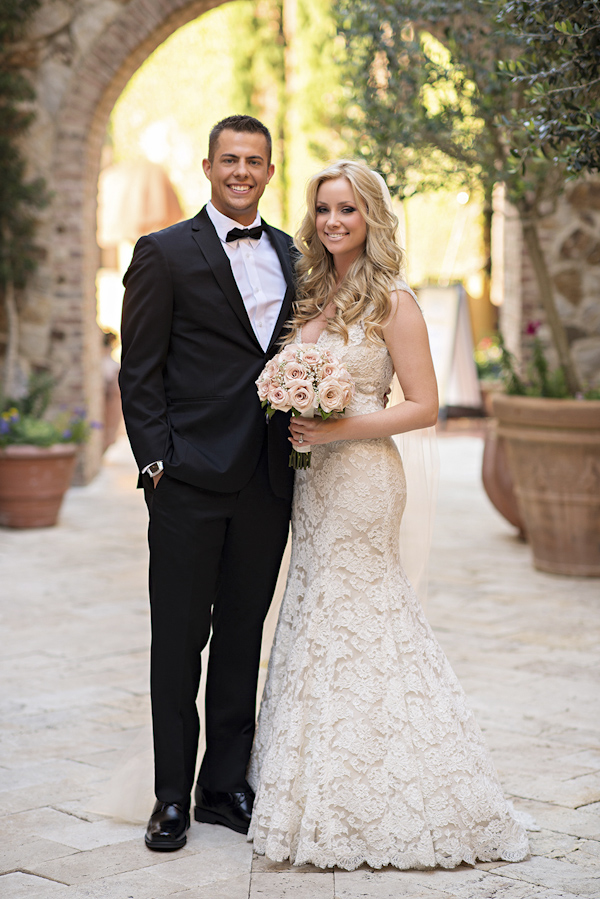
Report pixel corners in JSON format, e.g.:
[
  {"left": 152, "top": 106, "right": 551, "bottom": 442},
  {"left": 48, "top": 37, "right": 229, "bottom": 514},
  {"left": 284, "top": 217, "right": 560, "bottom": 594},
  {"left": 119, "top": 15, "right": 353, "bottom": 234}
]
[{"left": 149, "top": 464, "right": 159, "bottom": 474}]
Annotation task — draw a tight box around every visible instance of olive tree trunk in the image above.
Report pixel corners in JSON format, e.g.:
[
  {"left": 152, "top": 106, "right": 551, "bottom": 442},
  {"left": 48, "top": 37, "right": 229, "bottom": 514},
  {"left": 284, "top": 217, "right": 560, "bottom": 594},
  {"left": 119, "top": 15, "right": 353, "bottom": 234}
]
[{"left": 520, "top": 215, "right": 581, "bottom": 395}]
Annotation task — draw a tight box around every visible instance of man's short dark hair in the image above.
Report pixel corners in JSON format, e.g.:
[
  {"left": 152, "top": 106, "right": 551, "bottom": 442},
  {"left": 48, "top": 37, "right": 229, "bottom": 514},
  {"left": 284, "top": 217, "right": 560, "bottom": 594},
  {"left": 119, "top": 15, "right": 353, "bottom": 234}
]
[{"left": 208, "top": 115, "right": 272, "bottom": 163}]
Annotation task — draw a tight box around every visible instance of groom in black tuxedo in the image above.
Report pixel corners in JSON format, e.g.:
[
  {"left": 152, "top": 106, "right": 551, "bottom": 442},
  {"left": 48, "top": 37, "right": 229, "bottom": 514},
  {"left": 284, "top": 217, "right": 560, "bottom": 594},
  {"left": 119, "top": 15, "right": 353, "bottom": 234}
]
[{"left": 119, "top": 115, "right": 294, "bottom": 851}]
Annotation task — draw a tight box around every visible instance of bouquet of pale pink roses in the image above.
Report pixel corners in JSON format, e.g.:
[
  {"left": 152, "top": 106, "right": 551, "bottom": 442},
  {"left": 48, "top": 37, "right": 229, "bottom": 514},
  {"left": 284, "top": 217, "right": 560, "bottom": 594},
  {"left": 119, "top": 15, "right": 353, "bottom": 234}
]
[{"left": 256, "top": 343, "right": 355, "bottom": 469}]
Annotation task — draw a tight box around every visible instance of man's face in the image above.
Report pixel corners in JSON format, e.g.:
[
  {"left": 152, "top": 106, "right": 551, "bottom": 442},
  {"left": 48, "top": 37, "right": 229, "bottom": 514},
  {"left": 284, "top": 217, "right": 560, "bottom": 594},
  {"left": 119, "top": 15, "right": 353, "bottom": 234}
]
[{"left": 202, "top": 130, "right": 274, "bottom": 225}]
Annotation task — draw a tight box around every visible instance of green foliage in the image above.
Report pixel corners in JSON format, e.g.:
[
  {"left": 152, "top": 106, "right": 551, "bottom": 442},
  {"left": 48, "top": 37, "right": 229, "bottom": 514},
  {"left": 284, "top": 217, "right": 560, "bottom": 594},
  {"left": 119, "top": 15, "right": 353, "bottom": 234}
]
[
  {"left": 0, "top": 371, "right": 96, "bottom": 447},
  {"left": 0, "top": 0, "right": 40, "bottom": 42},
  {"left": 496, "top": 0, "right": 600, "bottom": 175},
  {"left": 474, "top": 335, "right": 503, "bottom": 380},
  {"left": 0, "top": 412, "right": 60, "bottom": 447},
  {"left": 14, "top": 368, "right": 53, "bottom": 418},
  {"left": 335, "top": 0, "right": 559, "bottom": 206},
  {"left": 497, "top": 333, "right": 527, "bottom": 395},
  {"left": 0, "top": 0, "right": 49, "bottom": 289},
  {"left": 497, "top": 332, "right": 577, "bottom": 398},
  {"left": 230, "top": 0, "right": 286, "bottom": 118},
  {"left": 295, "top": 0, "right": 345, "bottom": 160},
  {"left": 0, "top": 408, "right": 94, "bottom": 448}
]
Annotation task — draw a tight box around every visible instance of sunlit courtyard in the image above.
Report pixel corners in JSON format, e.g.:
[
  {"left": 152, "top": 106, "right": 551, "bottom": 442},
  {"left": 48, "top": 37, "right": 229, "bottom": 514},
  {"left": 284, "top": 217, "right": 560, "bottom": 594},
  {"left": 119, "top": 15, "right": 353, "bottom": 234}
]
[
  {"left": 2, "top": 0, "right": 600, "bottom": 895},
  {"left": 1, "top": 433, "right": 599, "bottom": 897}
]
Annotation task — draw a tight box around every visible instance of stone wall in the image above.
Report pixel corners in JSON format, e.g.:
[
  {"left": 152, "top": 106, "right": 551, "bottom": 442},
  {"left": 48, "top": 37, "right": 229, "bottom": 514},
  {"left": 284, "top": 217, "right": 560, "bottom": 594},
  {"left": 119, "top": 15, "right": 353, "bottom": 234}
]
[
  {"left": 495, "top": 179, "right": 600, "bottom": 391},
  {"left": 545, "top": 180, "right": 600, "bottom": 387}
]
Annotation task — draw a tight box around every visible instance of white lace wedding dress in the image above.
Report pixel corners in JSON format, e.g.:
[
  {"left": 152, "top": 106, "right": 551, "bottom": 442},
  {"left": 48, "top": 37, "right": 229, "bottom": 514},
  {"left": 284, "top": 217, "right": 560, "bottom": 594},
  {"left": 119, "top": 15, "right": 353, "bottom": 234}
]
[{"left": 247, "top": 316, "right": 529, "bottom": 871}]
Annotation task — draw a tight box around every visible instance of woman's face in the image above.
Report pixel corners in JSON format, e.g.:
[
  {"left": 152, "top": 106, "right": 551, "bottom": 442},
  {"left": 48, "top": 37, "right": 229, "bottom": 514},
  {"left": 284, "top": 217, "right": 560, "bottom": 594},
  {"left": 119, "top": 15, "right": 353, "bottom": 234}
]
[{"left": 315, "top": 177, "right": 367, "bottom": 270}]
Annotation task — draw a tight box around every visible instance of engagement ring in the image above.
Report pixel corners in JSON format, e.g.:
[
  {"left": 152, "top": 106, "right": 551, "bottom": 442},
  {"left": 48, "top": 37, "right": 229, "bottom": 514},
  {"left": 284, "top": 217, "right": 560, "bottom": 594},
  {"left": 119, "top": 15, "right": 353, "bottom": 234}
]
[{"left": 298, "top": 434, "right": 304, "bottom": 444}]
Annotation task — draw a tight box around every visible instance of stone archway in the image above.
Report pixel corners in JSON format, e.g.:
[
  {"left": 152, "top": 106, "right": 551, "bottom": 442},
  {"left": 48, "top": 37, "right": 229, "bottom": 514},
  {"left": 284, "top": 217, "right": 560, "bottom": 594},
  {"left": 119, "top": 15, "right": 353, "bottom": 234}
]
[{"left": 27, "top": 0, "right": 235, "bottom": 481}]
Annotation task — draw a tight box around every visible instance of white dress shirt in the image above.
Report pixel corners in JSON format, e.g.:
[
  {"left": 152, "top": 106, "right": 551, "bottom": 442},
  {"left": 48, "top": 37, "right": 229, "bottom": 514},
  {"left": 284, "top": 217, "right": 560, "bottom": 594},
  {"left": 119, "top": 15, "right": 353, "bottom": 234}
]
[{"left": 206, "top": 201, "right": 287, "bottom": 353}]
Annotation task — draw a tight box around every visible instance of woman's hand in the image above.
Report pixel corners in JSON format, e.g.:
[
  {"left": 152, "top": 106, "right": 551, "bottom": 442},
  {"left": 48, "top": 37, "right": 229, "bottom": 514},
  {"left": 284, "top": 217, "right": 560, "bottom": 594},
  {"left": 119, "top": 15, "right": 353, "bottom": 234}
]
[{"left": 289, "top": 415, "right": 341, "bottom": 449}]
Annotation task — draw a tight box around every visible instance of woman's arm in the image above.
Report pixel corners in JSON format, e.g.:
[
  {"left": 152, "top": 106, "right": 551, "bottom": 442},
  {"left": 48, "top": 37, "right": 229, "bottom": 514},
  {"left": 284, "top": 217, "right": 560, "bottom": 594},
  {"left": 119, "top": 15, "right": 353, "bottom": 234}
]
[{"left": 289, "top": 290, "right": 438, "bottom": 448}]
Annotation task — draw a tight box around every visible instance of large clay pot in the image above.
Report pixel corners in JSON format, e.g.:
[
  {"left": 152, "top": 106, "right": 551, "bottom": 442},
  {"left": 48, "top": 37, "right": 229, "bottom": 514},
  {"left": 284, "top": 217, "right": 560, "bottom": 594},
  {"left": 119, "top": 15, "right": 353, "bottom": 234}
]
[
  {"left": 0, "top": 444, "right": 78, "bottom": 528},
  {"left": 493, "top": 394, "right": 600, "bottom": 576},
  {"left": 481, "top": 421, "right": 527, "bottom": 540}
]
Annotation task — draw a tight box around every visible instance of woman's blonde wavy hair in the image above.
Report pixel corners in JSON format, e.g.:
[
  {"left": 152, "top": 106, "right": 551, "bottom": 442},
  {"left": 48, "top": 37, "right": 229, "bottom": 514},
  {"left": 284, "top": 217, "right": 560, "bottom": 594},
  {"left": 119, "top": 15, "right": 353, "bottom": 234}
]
[{"left": 285, "top": 160, "right": 405, "bottom": 346}]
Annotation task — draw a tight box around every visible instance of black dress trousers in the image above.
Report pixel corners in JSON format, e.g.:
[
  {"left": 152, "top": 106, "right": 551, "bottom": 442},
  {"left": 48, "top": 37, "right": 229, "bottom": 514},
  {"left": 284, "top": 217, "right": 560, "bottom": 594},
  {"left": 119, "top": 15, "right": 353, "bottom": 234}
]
[{"left": 144, "top": 432, "right": 291, "bottom": 804}]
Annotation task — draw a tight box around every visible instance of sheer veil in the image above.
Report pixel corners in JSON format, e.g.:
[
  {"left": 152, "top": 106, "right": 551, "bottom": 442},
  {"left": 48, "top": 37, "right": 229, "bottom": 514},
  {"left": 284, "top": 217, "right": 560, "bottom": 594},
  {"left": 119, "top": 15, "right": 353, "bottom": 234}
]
[{"left": 372, "top": 170, "right": 440, "bottom": 605}]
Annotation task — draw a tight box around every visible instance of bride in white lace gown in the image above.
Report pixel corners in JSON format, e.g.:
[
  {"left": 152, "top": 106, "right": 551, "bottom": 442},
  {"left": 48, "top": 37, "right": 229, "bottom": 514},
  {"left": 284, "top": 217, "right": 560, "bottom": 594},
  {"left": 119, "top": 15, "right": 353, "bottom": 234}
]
[{"left": 247, "top": 161, "right": 529, "bottom": 870}]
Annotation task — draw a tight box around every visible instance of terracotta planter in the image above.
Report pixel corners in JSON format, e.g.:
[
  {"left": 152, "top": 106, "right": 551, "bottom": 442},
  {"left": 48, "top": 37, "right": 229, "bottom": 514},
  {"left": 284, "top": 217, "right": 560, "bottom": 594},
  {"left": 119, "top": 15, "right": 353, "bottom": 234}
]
[
  {"left": 0, "top": 444, "right": 78, "bottom": 528},
  {"left": 493, "top": 394, "right": 600, "bottom": 576},
  {"left": 481, "top": 421, "right": 527, "bottom": 540}
]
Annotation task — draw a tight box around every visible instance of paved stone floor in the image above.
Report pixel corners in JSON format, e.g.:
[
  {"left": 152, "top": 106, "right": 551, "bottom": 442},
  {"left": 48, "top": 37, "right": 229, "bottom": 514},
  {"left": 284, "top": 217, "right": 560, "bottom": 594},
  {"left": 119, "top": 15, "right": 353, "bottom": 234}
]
[{"left": 1, "top": 435, "right": 599, "bottom": 899}]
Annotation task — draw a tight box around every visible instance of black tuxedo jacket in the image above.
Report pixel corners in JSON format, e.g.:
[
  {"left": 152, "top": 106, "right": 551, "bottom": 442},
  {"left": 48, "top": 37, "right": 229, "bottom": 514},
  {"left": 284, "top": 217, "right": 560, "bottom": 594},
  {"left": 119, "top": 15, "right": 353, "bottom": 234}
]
[{"left": 119, "top": 206, "right": 295, "bottom": 500}]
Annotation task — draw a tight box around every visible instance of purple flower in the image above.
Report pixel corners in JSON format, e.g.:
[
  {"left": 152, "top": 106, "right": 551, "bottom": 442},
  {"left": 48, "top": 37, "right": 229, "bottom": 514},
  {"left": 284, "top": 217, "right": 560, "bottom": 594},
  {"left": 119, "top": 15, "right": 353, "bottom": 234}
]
[
  {"left": 62, "top": 429, "right": 72, "bottom": 439},
  {"left": 90, "top": 420, "right": 103, "bottom": 430},
  {"left": 525, "top": 320, "right": 542, "bottom": 336},
  {"left": 0, "top": 420, "right": 9, "bottom": 435}
]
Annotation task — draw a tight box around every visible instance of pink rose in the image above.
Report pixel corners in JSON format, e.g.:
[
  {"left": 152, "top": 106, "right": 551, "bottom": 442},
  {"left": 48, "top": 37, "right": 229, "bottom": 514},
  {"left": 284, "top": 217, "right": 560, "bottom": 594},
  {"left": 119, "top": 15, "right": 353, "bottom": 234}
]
[
  {"left": 321, "top": 362, "right": 342, "bottom": 379},
  {"left": 341, "top": 381, "right": 355, "bottom": 406},
  {"left": 257, "top": 378, "right": 270, "bottom": 401},
  {"left": 317, "top": 378, "right": 346, "bottom": 413},
  {"left": 279, "top": 345, "right": 299, "bottom": 362},
  {"left": 287, "top": 379, "right": 315, "bottom": 412},
  {"left": 283, "top": 361, "right": 308, "bottom": 383},
  {"left": 256, "top": 359, "right": 277, "bottom": 388},
  {"left": 264, "top": 359, "right": 279, "bottom": 379},
  {"left": 300, "top": 347, "right": 322, "bottom": 368},
  {"left": 267, "top": 385, "right": 292, "bottom": 412}
]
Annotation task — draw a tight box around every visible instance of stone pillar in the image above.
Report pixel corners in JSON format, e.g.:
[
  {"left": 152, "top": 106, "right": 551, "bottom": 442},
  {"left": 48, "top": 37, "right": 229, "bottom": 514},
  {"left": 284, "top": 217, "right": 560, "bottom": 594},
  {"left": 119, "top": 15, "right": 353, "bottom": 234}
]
[{"left": 491, "top": 184, "right": 523, "bottom": 361}]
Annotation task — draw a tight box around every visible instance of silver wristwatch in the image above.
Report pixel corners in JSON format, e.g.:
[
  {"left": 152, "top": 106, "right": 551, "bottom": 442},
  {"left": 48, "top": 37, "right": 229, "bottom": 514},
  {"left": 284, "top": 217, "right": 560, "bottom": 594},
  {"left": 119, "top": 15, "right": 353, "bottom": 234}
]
[{"left": 144, "top": 460, "right": 164, "bottom": 476}]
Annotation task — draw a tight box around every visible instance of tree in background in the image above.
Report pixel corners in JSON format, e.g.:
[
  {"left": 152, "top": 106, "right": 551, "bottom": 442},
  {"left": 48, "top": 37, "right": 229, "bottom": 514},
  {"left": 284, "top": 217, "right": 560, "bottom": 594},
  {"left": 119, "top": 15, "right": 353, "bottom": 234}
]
[
  {"left": 229, "top": 0, "right": 343, "bottom": 230},
  {"left": 230, "top": 0, "right": 290, "bottom": 224},
  {"left": 0, "top": 0, "right": 49, "bottom": 399},
  {"left": 336, "top": 0, "right": 599, "bottom": 394},
  {"left": 497, "top": 0, "right": 600, "bottom": 176}
]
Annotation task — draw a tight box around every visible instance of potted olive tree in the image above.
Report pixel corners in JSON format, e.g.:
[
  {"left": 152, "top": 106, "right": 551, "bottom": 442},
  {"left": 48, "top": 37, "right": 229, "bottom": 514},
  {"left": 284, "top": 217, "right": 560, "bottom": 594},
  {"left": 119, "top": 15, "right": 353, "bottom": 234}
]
[
  {"left": 337, "top": 0, "right": 600, "bottom": 574},
  {"left": 489, "top": 0, "right": 600, "bottom": 575}
]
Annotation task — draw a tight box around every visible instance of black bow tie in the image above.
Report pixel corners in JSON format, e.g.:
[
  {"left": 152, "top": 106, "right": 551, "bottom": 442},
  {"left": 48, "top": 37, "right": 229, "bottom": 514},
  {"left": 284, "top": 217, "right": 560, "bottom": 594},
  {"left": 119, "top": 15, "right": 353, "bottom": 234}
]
[{"left": 225, "top": 225, "right": 263, "bottom": 243}]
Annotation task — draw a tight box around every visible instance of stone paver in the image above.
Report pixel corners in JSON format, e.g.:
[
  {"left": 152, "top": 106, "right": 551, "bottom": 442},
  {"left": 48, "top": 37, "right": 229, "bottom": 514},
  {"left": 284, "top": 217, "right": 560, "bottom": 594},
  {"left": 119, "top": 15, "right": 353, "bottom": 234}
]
[{"left": 0, "top": 435, "right": 599, "bottom": 898}]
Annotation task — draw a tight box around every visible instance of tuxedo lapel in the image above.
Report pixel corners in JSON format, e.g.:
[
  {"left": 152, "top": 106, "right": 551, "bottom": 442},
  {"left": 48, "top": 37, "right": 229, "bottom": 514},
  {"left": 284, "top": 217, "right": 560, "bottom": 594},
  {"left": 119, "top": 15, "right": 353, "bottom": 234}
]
[
  {"left": 262, "top": 221, "right": 295, "bottom": 352},
  {"left": 191, "top": 209, "right": 259, "bottom": 347}
]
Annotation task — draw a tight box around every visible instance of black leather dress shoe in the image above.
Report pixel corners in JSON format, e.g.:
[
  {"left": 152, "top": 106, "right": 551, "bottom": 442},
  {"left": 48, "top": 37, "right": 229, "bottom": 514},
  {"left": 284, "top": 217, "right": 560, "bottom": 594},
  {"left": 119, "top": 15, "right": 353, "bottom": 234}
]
[
  {"left": 145, "top": 800, "right": 190, "bottom": 851},
  {"left": 194, "top": 785, "right": 254, "bottom": 835}
]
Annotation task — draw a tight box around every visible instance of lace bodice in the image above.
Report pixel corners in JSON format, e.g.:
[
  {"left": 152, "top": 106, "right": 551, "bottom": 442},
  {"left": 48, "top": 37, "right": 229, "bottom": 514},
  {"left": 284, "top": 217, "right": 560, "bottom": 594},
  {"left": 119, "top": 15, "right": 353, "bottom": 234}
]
[{"left": 315, "top": 322, "right": 394, "bottom": 417}]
